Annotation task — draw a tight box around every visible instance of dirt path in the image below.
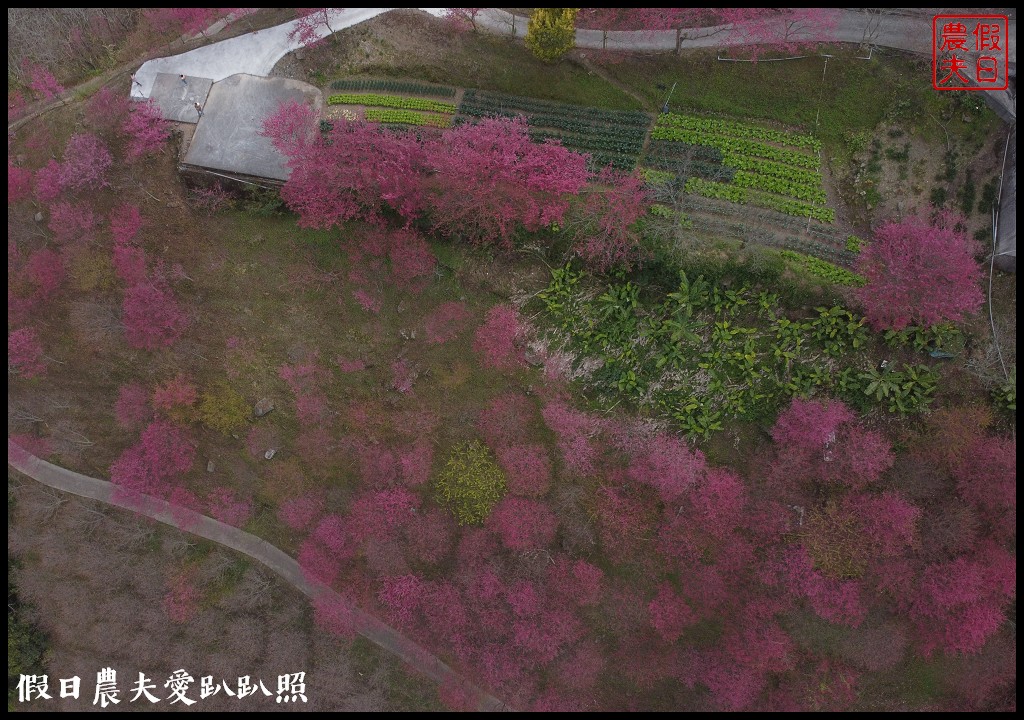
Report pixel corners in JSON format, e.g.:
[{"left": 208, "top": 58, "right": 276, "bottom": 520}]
[{"left": 7, "top": 440, "right": 512, "bottom": 712}]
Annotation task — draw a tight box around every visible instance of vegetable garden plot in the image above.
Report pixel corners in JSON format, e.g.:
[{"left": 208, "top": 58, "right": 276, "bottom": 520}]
[{"left": 648, "top": 112, "right": 834, "bottom": 224}]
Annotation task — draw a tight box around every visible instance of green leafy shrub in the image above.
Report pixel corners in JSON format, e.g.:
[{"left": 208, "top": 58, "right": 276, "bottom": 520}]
[
  {"left": 434, "top": 441, "right": 507, "bottom": 525},
  {"left": 525, "top": 8, "right": 578, "bottom": 62},
  {"left": 993, "top": 367, "right": 1016, "bottom": 412},
  {"left": 845, "top": 235, "right": 863, "bottom": 253},
  {"left": 199, "top": 383, "right": 250, "bottom": 434}
]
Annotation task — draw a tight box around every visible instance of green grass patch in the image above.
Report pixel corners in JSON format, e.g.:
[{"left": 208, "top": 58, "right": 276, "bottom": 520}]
[{"left": 361, "top": 34, "right": 642, "bottom": 110}]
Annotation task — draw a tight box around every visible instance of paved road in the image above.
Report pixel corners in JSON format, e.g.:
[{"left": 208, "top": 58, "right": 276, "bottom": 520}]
[
  {"left": 7, "top": 440, "right": 510, "bottom": 712},
  {"left": 133, "top": 9, "right": 446, "bottom": 99}
]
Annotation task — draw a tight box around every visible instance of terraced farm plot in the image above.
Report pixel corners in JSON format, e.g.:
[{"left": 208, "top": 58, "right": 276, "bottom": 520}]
[
  {"left": 457, "top": 89, "right": 650, "bottom": 170},
  {"left": 649, "top": 113, "right": 833, "bottom": 223}
]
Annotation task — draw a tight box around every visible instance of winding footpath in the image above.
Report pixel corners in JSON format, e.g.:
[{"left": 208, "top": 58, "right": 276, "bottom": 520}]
[{"left": 7, "top": 440, "right": 510, "bottom": 712}]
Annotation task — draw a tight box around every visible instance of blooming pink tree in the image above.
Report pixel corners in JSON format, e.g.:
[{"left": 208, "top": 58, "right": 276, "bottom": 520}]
[
  {"left": 85, "top": 87, "right": 130, "bottom": 136},
  {"left": 541, "top": 400, "right": 603, "bottom": 477},
  {"left": 908, "top": 543, "right": 1015, "bottom": 656},
  {"left": 206, "top": 487, "right": 253, "bottom": 527},
  {"left": 423, "top": 116, "right": 589, "bottom": 247},
  {"left": 265, "top": 108, "right": 426, "bottom": 228},
  {"left": 547, "top": 555, "right": 604, "bottom": 606},
  {"left": 443, "top": 8, "right": 483, "bottom": 33},
  {"left": 720, "top": 8, "right": 840, "bottom": 61},
  {"left": 122, "top": 278, "right": 189, "bottom": 350},
  {"left": 259, "top": 98, "right": 318, "bottom": 159},
  {"left": 422, "top": 301, "right": 472, "bottom": 344},
  {"left": 278, "top": 492, "right": 325, "bottom": 531},
  {"left": 110, "top": 419, "right": 195, "bottom": 497},
  {"left": 648, "top": 581, "right": 697, "bottom": 642},
  {"left": 21, "top": 59, "right": 64, "bottom": 100},
  {"left": 473, "top": 304, "right": 525, "bottom": 370},
  {"left": 143, "top": 8, "right": 236, "bottom": 36},
  {"left": 48, "top": 202, "right": 98, "bottom": 244},
  {"left": 769, "top": 397, "right": 893, "bottom": 492},
  {"left": 123, "top": 100, "right": 170, "bottom": 161},
  {"left": 34, "top": 160, "right": 64, "bottom": 203},
  {"left": 569, "top": 167, "right": 650, "bottom": 271},
  {"left": 8, "top": 159, "right": 33, "bottom": 203},
  {"left": 487, "top": 497, "right": 558, "bottom": 551},
  {"left": 9, "top": 328, "right": 46, "bottom": 378},
  {"left": 495, "top": 444, "right": 552, "bottom": 497},
  {"left": 152, "top": 374, "right": 198, "bottom": 416},
  {"left": 26, "top": 248, "right": 65, "bottom": 300},
  {"left": 954, "top": 436, "right": 1016, "bottom": 540},
  {"left": 388, "top": 228, "right": 436, "bottom": 290},
  {"left": 59, "top": 133, "right": 112, "bottom": 192},
  {"left": 110, "top": 203, "right": 144, "bottom": 245},
  {"left": 855, "top": 211, "right": 984, "bottom": 330},
  {"left": 288, "top": 8, "right": 340, "bottom": 47}
]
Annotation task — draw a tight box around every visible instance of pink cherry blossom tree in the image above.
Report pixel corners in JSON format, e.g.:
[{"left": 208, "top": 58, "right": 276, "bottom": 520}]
[
  {"left": 122, "top": 278, "right": 188, "bottom": 350},
  {"left": 123, "top": 99, "right": 170, "bottom": 162},
  {"left": 423, "top": 116, "right": 589, "bottom": 247},
  {"left": 59, "top": 133, "right": 112, "bottom": 192},
  {"left": 288, "top": 8, "right": 341, "bottom": 48},
  {"left": 855, "top": 210, "right": 984, "bottom": 330},
  {"left": 473, "top": 304, "right": 525, "bottom": 370},
  {"left": 8, "top": 328, "right": 46, "bottom": 378}
]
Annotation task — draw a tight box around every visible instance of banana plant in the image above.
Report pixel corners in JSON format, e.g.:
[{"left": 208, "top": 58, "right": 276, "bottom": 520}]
[
  {"left": 860, "top": 366, "right": 901, "bottom": 402},
  {"left": 756, "top": 291, "right": 780, "bottom": 319}
]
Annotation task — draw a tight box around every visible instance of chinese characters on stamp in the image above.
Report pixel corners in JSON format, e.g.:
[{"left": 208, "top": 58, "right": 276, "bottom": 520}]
[{"left": 933, "top": 14, "right": 1009, "bottom": 91}]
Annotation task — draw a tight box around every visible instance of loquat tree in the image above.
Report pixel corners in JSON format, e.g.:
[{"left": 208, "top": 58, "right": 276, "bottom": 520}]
[
  {"left": 434, "top": 441, "right": 507, "bottom": 525},
  {"left": 525, "top": 8, "right": 579, "bottom": 62}
]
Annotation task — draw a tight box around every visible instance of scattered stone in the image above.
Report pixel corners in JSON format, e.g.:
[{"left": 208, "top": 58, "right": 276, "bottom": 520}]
[
  {"left": 34, "top": 212, "right": 44, "bottom": 223},
  {"left": 167, "top": 201, "right": 182, "bottom": 209},
  {"left": 264, "top": 448, "right": 277, "bottom": 460},
  {"left": 525, "top": 348, "right": 544, "bottom": 368},
  {"left": 254, "top": 398, "right": 274, "bottom": 417},
  {"left": 206, "top": 460, "right": 215, "bottom": 473}
]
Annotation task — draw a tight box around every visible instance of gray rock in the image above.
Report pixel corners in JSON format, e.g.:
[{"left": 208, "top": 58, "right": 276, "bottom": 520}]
[
  {"left": 264, "top": 448, "right": 277, "bottom": 460},
  {"left": 525, "top": 348, "right": 544, "bottom": 367},
  {"left": 34, "top": 212, "right": 44, "bottom": 223},
  {"left": 206, "top": 460, "right": 215, "bottom": 473},
  {"left": 254, "top": 398, "right": 274, "bottom": 417}
]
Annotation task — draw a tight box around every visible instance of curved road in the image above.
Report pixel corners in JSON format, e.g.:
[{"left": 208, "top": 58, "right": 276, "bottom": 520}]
[{"left": 7, "top": 440, "right": 510, "bottom": 712}]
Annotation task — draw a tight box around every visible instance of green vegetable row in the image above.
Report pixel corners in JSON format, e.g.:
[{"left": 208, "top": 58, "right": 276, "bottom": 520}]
[
  {"left": 328, "top": 93, "right": 457, "bottom": 114},
  {"left": 364, "top": 108, "right": 452, "bottom": 127},
  {"left": 778, "top": 250, "right": 866, "bottom": 286},
  {"left": 651, "top": 126, "right": 821, "bottom": 170},
  {"left": 684, "top": 178, "right": 834, "bottom": 223},
  {"left": 732, "top": 170, "right": 828, "bottom": 204},
  {"left": 657, "top": 112, "right": 821, "bottom": 152},
  {"left": 720, "top": 152, "right": 822, "bottom": 187},
  {"left": 330, "top": 79, "right": 456, "bottom": 97}
]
